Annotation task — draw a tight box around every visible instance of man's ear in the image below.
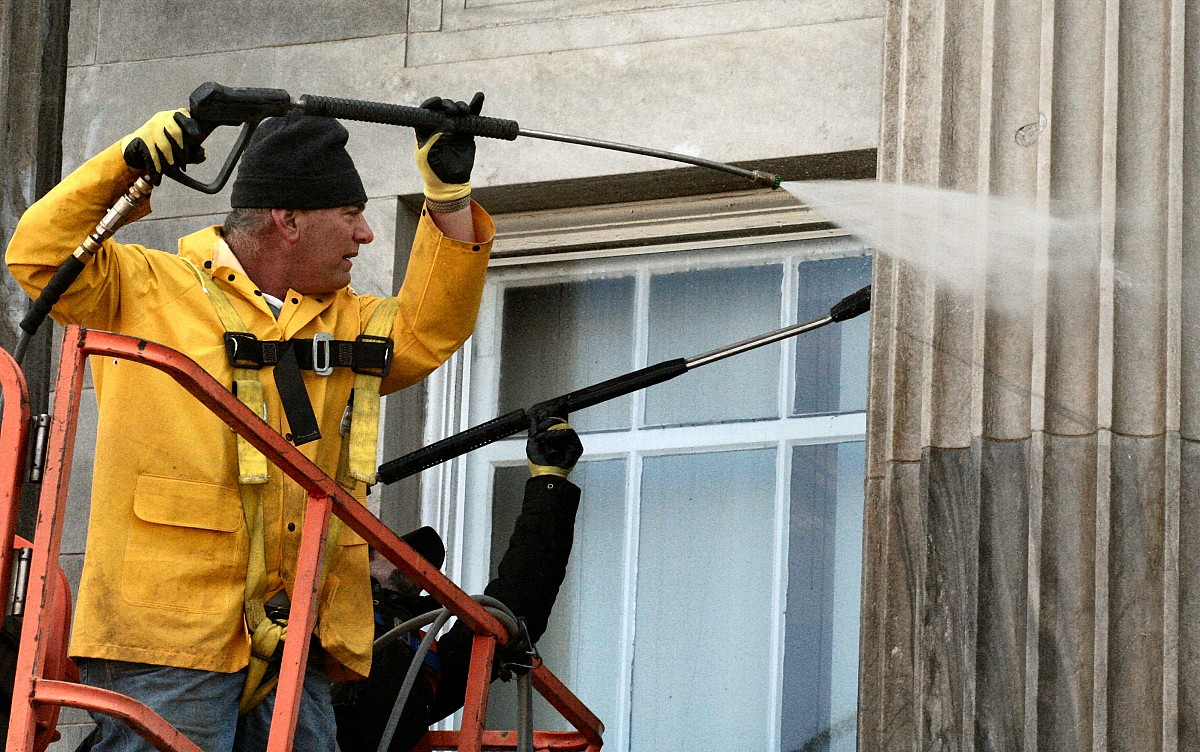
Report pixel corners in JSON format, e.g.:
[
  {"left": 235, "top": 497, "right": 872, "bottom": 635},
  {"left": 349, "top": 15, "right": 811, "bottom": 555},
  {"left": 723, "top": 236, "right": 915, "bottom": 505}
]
[{"left": 270, "top": 208, "right": 300, "bottom": 243}]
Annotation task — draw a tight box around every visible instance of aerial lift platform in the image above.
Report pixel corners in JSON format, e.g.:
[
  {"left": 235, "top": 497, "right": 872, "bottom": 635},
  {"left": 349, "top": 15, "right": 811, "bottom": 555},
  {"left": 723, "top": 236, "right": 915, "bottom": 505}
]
[{"left": 0, "top": 325, "right": 604, "bottom": 752}]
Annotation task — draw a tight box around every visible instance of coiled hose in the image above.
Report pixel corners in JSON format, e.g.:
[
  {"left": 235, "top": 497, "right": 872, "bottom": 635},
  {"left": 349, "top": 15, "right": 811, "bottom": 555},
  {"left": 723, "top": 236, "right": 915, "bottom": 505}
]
[{"left": 373, "top": 595, "right": 532, "bottom": 752}]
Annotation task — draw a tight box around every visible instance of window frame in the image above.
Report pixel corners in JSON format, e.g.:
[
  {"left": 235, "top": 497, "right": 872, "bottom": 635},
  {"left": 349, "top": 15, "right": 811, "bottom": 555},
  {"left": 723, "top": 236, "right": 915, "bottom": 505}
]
[{"left": 418, "top": 191, "right": 872, "bottom": 750}]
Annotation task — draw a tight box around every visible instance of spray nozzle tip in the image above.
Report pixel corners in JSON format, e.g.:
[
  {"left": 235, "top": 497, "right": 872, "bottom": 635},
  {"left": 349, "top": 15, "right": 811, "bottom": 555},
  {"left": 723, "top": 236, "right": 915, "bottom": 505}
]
[{"left": 830, "top": 285, "right": 872, "bottom": 322}]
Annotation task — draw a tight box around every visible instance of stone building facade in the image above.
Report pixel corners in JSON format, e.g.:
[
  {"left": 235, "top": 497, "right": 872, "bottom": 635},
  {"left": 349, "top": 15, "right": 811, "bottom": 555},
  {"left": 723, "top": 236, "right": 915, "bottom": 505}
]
[{"left": 25, "top": 0, "right": 1194, "bottom": 750}]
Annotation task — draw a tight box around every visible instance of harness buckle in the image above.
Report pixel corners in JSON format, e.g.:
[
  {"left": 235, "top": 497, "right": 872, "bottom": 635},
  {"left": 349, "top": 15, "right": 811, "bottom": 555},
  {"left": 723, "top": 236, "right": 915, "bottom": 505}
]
[
  {"left": 312, "top": 332, "right": 334, "bottom": 376},
  {"left": 352, "top": 335, "right": 393, "bottom": 378},
  {"left": 224, "top": 332, "right": 264, "bottom": 369}
]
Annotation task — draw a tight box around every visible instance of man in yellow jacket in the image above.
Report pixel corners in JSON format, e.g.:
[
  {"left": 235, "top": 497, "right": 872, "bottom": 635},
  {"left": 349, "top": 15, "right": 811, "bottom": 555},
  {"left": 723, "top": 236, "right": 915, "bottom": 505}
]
[{"left": 6, "top": 96, "right": 494, "bottom": 751}]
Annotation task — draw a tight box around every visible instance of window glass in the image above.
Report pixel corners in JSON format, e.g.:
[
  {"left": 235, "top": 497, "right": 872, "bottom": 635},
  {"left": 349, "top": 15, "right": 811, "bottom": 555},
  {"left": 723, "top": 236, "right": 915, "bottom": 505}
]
[
  {"left": 487, "top": 460, "right": 628, "bottom": 733},
  {"left": 471, "top": 235, "right": 873, "bottom": 751},
  {"left": 630, "top": 449, "right": 776, "bottom": 749},
  {"left": 500, "top": 278, "right": 636, "bottom": 432},
  {"left": 794, "top": 256, "right": 872, "bottom": 415},
  {"left": 646, "top": 265, "right": 783, "bottom": 426},
  {"left": 782, "top": 441, "right": 865, "bottom": 752}
]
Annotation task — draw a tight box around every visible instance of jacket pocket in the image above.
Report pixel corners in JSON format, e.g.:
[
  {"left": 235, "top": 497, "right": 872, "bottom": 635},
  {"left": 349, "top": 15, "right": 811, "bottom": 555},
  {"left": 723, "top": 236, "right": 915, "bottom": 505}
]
[{"left": 122, "top": 474, "right": 246, "bottom": 614}]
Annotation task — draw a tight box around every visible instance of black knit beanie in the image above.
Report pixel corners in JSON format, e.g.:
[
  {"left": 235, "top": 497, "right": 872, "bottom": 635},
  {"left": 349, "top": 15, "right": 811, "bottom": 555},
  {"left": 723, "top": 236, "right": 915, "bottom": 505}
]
[
  {"left": 230, "top": 111, "right": 367, "bottom": 209},
  {"left": 399, "top": 526, "right": 446, "bottom": 569}
]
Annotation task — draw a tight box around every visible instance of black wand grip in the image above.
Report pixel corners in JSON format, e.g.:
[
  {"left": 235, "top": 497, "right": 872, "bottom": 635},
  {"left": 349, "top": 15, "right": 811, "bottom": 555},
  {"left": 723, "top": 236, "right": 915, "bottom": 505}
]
[
  {"left": 377, "top": 409, "right": 531, "bottom": 484},
  {"left": 377, "top": 358, "right": 692, "bottom": 484},
  {"left": 535, "top": 358, "right": 689, "bottom": 416},
  {"left": 829, "top": 285, "right": 872, "bottom": 322},
  {"left": 20, "top": 255, "right": 87, "bottom": 336},
  {"left": 298, "top": 94, "right": 521, "bottom": 141}
]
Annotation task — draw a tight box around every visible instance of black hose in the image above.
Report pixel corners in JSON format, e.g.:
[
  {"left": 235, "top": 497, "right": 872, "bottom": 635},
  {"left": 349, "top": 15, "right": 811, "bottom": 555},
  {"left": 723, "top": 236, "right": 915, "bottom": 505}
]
[{"left": 373, "top": 596, "right": 523, "bottom": 752}]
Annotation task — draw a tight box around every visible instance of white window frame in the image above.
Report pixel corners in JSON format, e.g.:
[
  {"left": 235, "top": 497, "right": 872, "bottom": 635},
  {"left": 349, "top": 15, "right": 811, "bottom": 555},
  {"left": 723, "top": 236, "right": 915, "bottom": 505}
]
[{"left": 418, "top": 189, "right": 871, "bottom": 750}]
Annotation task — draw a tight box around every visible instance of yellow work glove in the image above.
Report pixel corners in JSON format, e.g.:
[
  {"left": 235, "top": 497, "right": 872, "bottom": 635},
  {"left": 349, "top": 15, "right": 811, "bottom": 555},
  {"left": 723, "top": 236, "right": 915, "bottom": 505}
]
[
  {"left": 526, "top": 417, "right": 583, "bottom": 479},
  {"left": 120, "top": 108, "right": 205, "bottom": 177},
  {"left": 413, "top": 93, "right": 484, "bottom": 205}
]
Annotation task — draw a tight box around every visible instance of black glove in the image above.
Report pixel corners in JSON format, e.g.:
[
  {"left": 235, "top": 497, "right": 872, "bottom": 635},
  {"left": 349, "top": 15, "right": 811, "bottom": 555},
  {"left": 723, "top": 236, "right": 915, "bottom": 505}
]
[
  {"left": 120, "top": 109, "right": 206, "bottom": 179},
  {"left": 526, "top": 417, "right": 582, "bottom": 478},
  {"left": 413, "top": 92, "right": 484, "bottom": 203}
]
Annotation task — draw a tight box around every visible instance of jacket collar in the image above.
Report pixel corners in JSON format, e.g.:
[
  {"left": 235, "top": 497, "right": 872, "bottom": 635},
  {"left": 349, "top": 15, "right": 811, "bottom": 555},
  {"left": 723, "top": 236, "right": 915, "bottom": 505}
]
[{"left": 177, "top": 226, "right": 343, "bottom": 337}]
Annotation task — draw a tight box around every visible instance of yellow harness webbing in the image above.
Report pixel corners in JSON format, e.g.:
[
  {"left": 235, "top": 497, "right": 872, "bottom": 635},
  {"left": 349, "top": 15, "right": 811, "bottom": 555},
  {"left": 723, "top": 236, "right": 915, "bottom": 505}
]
[
  {"left": 183, "top": 260, "right": 396, "bottom": 711},
  {"left": 183, "top": 260, "right": 271, "bottom": 484},
  {"left": 339, "top": 296, "right": 400, "bottom": 487}
]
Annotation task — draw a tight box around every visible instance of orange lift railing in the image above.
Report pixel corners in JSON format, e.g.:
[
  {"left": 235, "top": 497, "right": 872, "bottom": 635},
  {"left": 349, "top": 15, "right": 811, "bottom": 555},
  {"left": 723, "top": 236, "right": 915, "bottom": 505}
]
[{"left": 0, "top": 326, "right": 604, "bottom": 752}]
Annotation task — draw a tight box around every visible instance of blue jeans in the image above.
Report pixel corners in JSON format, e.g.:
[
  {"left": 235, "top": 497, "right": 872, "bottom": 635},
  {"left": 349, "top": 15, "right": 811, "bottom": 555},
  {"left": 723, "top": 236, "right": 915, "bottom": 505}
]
[{"left": 77, "top": 654, "right": 337, "bottom": 752}]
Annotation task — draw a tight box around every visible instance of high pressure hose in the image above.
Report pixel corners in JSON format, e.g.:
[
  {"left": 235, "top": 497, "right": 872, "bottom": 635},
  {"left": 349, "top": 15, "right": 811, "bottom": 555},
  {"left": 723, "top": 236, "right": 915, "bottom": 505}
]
[
  {"left": 12, "top": 176, "right": 156, "bottom": 365},
  {"left": 375, "top": 609, "right": 451, "bottom": 752},
  {"left": 373, "top": 595, "right": 530, "bottom": 752}
]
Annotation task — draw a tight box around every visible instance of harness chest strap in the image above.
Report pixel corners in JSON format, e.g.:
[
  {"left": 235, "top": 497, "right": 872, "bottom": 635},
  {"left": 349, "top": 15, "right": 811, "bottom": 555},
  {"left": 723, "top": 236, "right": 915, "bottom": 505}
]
[
  {"left": 183, "top": 259, "right": 397, "bottom": 486},
  {"left": 183, "top": 260, "right": 395, "bottom": 708}
]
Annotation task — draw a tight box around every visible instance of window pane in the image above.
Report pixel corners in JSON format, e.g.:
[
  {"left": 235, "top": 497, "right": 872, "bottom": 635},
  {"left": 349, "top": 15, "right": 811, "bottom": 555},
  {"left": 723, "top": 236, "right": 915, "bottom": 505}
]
[
  {"left": 500, "top": 278, "right": 636, "bottom": 432},
  {"left": 794, "top": 256, "right": 872, "bottom": 416},
  {"left": 782, "top": 441, "right": 865, "bottom": 752},
  {"left": 646, "top": 265, "right": 783, "bottom": 426},
  {"left": 486, "top": 460, "right": 628, "bottom": 733},
  {"left": 632, "top": 449, "right": 776, "bottom": 749}
]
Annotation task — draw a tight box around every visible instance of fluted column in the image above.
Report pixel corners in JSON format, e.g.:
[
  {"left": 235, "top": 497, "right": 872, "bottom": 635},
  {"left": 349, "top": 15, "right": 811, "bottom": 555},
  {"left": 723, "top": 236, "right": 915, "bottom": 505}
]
[
  {"left": 0, "top": 0, "right": 71, "bottom": 539},
  {"left": 861, "top": 0, "right": 1192, "bottom": 749}
]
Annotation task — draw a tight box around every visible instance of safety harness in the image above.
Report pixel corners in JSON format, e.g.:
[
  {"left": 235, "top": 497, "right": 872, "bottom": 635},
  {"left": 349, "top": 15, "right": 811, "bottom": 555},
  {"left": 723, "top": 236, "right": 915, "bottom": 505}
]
[{"left": 184, "top": 259, "right": 399, "bottom": 711}]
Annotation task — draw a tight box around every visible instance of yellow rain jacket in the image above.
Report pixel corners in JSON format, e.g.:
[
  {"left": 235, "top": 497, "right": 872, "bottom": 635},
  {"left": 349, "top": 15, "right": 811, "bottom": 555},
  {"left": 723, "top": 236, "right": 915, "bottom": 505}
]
[{"left": 5, "top": 143, "right": 493, "bottom": 679}]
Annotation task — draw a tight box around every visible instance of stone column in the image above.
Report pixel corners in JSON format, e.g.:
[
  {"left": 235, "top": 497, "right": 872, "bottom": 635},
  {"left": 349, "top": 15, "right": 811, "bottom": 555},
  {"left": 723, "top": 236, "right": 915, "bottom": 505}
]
[
  {"left": 0, "top": 0, "right": 71, "bottom": 537},
  {"left": 860, "top": 0, "right": 1194, "bottom": 749}
]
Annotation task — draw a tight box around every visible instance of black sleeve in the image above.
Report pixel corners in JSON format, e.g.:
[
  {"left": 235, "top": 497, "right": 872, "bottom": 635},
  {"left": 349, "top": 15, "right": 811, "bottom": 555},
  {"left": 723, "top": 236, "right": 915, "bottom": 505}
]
[{"left": 428, "top": 475, "right": 580, "bottom": 722}]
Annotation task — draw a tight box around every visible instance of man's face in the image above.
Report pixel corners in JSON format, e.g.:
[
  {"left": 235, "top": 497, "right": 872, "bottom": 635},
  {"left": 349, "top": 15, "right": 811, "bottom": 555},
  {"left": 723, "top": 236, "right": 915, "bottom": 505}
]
[{"left": 287, "top": 204, "right": 374, "bottom": 295}]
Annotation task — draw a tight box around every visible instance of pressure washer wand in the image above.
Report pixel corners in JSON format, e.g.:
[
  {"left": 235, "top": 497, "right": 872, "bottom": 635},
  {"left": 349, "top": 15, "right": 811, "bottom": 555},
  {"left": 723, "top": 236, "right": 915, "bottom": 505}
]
[
  {"left": 296, "top": 94, "right": 781, "bottom": 186},
  {"left": 375, "top": 285, "right": 871, "bottom": 484},
  {"left": 514, "top": 128, "right": 780, "bottom": 187},
  {"left": 188, "top": 83, "right": 783, "bottom": 193}
]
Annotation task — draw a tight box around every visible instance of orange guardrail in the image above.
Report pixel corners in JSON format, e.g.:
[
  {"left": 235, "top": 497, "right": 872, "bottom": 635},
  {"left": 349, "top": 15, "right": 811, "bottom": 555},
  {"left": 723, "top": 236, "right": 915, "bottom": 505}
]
[{"left": 2, "top": 326, "right": 604, "bottom": 752}]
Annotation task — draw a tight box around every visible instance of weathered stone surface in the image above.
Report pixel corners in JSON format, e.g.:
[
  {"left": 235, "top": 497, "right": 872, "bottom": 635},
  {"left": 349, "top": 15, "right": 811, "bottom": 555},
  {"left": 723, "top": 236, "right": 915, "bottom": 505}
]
[
  {"left": 1110, "top": 3, "right": 1172, "bottom": 437},
  {"left": 857, "top": 474, "right": 886, "bottom": 745},
  {"left": 880, "top": 461, "right": 922, "bottom": 748},
  {"left": 1180, "top": 438, "right": 1200, "bottom": 751},
  {"left": 93, "top": 0, "right": 411, "bottom": 64},
  {"left": 1037, "top": 433, "right": 1095, "bottom": 752},
  {"left": 409, "top": 0, "right": 881, "bottom": 66},
  {"left": 977, "top": 438, "right": 1029, "bottom": 751},
  {"left": 1106, "top": 434, "right": 1165, "bottom": 749},
  {"left": 921, "top": 446, "right": 979, "bottom": 750},
  {"left": 927, "top": 288, "right": 976, "bottom": 447},
  {"left": 66, "top": 0, "right": 98, "bottom": 67}
]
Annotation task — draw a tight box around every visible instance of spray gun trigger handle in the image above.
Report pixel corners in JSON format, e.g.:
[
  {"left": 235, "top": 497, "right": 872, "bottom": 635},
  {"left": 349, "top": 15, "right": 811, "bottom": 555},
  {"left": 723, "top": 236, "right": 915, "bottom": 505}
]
[{"left": 164, "top": 120, "right": 261, "bottom": 195}]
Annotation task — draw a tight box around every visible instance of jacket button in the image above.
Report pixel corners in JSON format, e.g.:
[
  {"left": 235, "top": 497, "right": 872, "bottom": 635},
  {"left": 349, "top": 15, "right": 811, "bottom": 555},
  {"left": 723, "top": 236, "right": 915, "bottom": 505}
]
[{"left": 288, "top": 523, "right": 296, "bottom": 532}]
